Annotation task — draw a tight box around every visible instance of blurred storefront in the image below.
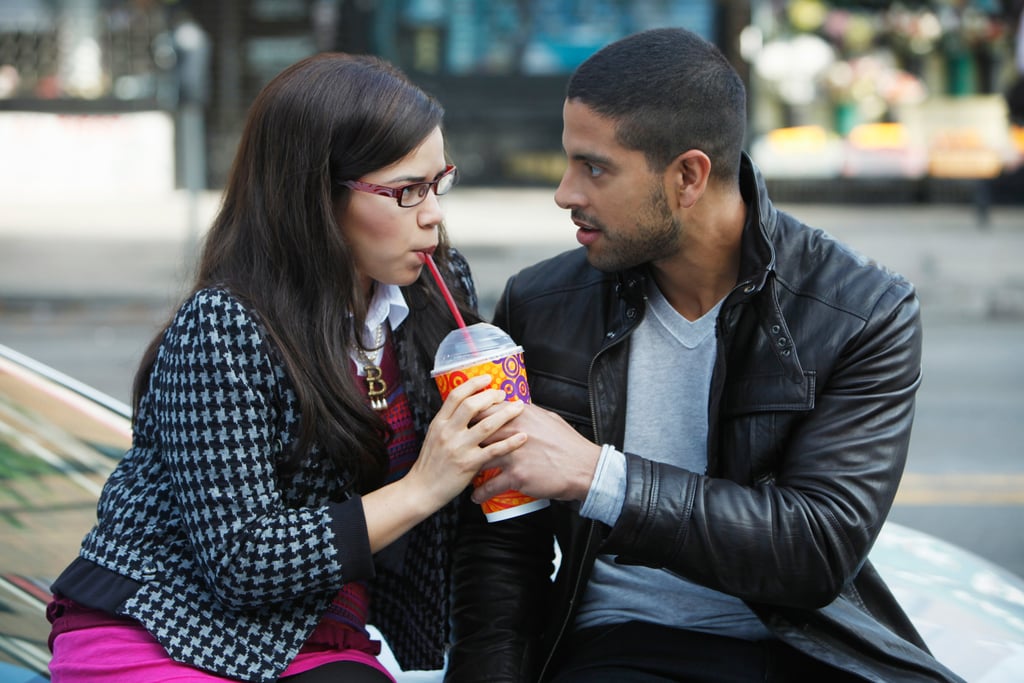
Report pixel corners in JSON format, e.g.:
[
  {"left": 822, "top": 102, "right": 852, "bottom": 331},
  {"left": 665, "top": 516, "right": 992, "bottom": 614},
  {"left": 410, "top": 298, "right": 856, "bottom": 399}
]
[
  {"left": 345, "top": 0, "right": 743, "bottom": 186},
  {"left": 0, "top": 0, "right": 179, "bottom": 195},
  {"left": 187, "top": 0, "right": 739, "bottom": 187},
  {"left": 1, "top": 0, "right": 1021, "bottom": 197},
  {"left": 0, "top": 0, "right": 741, "bottom": 188},
  {"left": 742, "top": 0, "right": 1023, "bottom": 203}
]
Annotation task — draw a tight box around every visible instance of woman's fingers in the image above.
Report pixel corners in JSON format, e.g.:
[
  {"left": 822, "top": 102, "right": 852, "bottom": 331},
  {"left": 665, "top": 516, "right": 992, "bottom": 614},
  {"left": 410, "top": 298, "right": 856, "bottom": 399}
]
[
  {"left": 418, "top": 376, "right": 528, "bottom": 503},
  {"left": 438, "top": 375, "right": 499, "bottom": 418},
  {"left": 467, "top": 399, "right": 524, "bottom": 442},
  {"left": 439, "top": 397, "right": 524, "bottom": 459}
]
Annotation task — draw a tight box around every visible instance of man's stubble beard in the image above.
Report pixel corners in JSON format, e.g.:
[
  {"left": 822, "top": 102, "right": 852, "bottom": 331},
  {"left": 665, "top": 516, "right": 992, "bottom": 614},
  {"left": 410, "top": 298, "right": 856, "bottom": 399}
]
[{"left": 587, "top": 182, "right": 681, "bottom": 273}]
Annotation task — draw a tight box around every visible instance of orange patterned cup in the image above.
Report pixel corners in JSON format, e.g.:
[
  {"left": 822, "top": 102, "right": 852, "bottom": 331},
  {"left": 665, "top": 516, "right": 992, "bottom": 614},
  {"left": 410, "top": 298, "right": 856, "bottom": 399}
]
[{"left": 433, "top": 323, "right": 549, "bottom": 522}]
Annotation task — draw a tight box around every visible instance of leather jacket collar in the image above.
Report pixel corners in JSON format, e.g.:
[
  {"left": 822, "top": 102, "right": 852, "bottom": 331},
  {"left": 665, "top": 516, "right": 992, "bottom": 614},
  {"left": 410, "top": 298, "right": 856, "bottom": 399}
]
[{"left": 607, "top": 152, "right": 778, "bottom": 338}]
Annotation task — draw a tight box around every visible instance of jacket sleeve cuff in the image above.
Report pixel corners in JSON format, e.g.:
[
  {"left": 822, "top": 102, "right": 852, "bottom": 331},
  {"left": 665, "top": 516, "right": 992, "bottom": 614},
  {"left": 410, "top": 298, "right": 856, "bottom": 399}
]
[
  {"left": 580, "top": 444, "right": 627, "bottom": 525},
  {"left": 326, "top": 495, "right": 376, "bottom": 582},
  {"left": 603, "top": 452, "right": 697, "bottom": 563}
]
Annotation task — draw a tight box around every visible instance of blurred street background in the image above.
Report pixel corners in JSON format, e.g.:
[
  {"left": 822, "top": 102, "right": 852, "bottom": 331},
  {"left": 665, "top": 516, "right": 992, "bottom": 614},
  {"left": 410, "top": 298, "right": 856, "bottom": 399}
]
[{"left": 1, "top": 0, "right": 1023, "bottom": 580}]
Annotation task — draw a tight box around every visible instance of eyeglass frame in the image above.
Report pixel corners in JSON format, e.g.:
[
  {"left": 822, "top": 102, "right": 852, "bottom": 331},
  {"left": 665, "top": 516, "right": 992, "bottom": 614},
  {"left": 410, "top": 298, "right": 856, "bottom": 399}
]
[{"left": 339, "top": 164, "right": 458, "bottom": 208}]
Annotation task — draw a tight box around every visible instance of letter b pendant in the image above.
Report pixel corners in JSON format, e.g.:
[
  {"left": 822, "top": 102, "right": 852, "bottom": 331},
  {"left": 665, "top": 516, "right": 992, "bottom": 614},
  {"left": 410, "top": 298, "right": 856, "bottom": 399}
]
[{"left": 364, "top": 365, "right": 388, "bottom": 411}]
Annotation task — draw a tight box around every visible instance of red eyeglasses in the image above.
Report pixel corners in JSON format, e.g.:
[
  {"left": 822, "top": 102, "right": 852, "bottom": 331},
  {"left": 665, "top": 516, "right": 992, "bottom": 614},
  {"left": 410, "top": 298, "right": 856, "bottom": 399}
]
[{"left": 340, "top": 164, "right": 458, "bottom": 208}]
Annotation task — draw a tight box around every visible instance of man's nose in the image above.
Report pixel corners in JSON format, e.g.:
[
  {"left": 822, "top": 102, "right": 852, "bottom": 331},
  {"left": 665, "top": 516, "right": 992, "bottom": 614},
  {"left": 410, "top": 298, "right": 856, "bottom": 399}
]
[{"left": 554, "top": 170, "right": 579, "bottom": 210}]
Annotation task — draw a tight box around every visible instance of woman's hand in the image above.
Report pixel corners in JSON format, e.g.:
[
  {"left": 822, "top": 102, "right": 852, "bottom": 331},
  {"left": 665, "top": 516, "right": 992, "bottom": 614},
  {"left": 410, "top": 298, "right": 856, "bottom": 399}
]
[
  {"left": 362, "top": 374, "right": 526, "bottom": 552},
  {"left": 412, "top": 374, "right": 528, "bottom": 508}
]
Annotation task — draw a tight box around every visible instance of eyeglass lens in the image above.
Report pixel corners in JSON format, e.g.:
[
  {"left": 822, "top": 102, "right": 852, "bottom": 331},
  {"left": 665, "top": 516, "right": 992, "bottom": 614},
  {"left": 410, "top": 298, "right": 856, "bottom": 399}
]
[{"left": 400, "top": 168, "right": 456, "bottom": 207}]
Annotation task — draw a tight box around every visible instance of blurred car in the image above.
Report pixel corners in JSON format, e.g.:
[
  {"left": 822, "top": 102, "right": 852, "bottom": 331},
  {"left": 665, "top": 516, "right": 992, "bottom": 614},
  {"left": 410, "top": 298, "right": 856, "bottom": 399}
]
[{"left": 2, "top": 342, "right": 1023, "bottom": 682}]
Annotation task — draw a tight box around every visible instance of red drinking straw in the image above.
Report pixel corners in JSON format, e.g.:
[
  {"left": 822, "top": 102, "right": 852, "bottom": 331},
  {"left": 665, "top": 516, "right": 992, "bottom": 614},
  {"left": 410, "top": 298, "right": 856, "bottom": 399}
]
[{"left": 421, "top": 252, "right": 467, "bottom": 328}]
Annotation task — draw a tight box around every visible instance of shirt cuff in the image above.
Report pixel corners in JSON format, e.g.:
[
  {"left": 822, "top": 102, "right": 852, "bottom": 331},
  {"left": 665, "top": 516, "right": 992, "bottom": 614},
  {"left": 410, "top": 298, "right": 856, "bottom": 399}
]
[
  {"left": 327, "top": 495, "right": 376, "bottom": 582},
  {"left": 579, "top": 444, "right": 627, "bottom": 526}
]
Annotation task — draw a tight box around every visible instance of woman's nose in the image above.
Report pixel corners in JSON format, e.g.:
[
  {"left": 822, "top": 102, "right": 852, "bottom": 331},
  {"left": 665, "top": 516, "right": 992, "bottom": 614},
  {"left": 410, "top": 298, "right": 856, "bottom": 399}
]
[{"left": 418, "top": 192, "right": 444, "bottom": 229}]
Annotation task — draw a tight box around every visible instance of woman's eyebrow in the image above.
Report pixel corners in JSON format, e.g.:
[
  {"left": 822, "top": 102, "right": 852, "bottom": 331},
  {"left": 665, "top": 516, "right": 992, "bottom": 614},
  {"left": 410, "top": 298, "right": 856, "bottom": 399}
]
[{"left": 384, "top": 166, "right": 448, "bottom": 184}]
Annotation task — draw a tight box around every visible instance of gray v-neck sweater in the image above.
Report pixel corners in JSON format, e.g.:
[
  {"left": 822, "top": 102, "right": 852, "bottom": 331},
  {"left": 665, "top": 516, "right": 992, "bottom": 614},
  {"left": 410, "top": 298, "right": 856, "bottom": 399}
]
[{"left": 576, "top": 283, "right": 770, "bottom": 640}]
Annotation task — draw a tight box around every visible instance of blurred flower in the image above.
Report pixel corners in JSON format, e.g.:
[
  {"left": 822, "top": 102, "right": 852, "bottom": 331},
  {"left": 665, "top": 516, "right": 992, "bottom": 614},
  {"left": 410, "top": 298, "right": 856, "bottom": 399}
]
[
  {"left": 823, "top": 54, "right": 926, "bottom": 107},
  {"left": 0, "top": 65, "right": 20, "bottom": 98},
  {"left": 884, "top": 7, "right": 942, "bottom": 56},
  {"left": 755, "top": 34, "right": 835, "bottom": 106},
  {"left": 787, "top": 0, "right": 828, "bottom": 33},
  {"left": 822, "top": 10, "right": 877, "bottom": 55},
  {"left": 958, "top": 8, "right": 1005, "bottom": 47}
]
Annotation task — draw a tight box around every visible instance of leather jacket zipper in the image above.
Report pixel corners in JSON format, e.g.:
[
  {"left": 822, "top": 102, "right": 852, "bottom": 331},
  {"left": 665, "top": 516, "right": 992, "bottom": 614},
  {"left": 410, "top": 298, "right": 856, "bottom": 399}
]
[
  {"left": 538, "top": 308, "right": 637, "bottom": 680},
  {"left": 538, "top": 520, "right": 597, "bottom": 681}
]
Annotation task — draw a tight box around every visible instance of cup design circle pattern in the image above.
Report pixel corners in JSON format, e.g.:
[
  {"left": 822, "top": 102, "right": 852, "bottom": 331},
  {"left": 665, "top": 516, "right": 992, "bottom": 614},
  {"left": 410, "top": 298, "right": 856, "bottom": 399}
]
[
  {"left": 433, "top": 349, "right": 547, "bottom": 522},
  {"left": 435, "top": 353, "right": 531, "bottom": 403}
]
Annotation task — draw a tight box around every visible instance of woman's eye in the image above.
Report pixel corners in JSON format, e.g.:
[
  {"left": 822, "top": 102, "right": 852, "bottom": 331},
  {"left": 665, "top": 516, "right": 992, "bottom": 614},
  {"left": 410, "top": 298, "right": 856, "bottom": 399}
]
[{"left": 401, "top": 184, "right": 429, "bottom": 203}]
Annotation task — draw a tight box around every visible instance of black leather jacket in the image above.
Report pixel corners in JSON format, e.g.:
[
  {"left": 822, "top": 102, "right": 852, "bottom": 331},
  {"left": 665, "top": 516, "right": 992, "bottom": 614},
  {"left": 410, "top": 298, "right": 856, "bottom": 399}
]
[{"left": 447, "top": 157, "right": 964, "bottom": 683}]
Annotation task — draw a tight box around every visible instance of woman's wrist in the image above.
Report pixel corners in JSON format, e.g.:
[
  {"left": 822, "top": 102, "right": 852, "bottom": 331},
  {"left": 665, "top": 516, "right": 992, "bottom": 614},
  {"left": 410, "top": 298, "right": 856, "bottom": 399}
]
[{"left": 361, "top": 475, "right": 436, "bottom": 553}]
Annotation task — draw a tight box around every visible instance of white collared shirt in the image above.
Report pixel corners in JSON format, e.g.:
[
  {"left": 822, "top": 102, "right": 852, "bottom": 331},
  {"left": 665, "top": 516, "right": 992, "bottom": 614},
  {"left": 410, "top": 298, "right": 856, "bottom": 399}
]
[{"left": 349, "top": 283, "right": 409, "bottom": 375}]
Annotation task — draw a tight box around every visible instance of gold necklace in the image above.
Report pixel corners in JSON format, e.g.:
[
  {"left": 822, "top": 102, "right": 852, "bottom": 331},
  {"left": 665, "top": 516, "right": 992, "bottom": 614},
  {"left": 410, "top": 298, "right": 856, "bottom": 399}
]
[{"left": 355, "top": 323, "right": 388, "bottom": 411}]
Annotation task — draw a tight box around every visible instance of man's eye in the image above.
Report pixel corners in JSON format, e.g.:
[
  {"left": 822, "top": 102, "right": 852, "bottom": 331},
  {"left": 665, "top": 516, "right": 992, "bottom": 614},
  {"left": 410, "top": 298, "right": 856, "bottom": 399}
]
[{"left": 585, "top": 163, "right": 603, "bottom": 178}]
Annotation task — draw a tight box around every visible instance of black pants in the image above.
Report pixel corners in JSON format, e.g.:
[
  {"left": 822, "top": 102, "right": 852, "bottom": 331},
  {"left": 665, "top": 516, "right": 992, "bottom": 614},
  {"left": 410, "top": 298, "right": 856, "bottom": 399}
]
[
  {"left": 280, "top": 661, "right": 392, "bottom": 682},
  {"left": 550, "top": 621, "right": 865, "bottom": 682}
]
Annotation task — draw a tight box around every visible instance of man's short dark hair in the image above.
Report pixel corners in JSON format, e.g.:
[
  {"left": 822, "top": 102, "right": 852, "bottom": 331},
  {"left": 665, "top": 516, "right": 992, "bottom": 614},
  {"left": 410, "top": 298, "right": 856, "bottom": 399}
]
[{"left": 567, "top": 28, "right": 747, "bottom": 183}]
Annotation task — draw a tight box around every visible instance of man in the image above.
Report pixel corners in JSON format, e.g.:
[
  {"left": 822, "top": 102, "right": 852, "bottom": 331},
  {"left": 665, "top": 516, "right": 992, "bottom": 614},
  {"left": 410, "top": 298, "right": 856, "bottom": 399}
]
[{"left": 446, "top": 28, "right": 964, "bottom": 683}]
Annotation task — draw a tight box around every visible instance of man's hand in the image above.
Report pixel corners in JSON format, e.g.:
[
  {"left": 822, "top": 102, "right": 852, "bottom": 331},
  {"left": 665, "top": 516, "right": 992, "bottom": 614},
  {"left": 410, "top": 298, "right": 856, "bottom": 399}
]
[{"left": 473, "top": 403, "right": 601, "bottom": 504}]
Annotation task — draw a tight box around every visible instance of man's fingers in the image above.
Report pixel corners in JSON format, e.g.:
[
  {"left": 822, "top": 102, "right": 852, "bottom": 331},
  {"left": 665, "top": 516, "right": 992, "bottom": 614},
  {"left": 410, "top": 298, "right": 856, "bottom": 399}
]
[{"left": 472, "top": 462, "right": 517, "bottom": 504}]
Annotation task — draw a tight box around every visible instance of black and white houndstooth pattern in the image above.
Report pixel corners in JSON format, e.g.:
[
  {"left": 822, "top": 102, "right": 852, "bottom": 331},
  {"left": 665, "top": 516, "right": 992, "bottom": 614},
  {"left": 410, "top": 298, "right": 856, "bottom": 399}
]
[{"left": 73, "top": 253, "right": 477, "bottom": 681}]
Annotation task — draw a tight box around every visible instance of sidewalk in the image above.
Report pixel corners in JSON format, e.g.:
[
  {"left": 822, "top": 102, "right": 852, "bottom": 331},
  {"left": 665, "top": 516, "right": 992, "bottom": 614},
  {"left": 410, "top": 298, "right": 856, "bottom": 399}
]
[{"left": 1, "top": 187, "right": 1022, "bottom": 321}]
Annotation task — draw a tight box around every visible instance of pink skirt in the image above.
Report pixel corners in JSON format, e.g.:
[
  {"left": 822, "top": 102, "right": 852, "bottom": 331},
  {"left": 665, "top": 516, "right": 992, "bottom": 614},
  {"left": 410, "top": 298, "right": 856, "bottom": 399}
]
[{"left": 49, "top": 618, "right": 396, "bottom": 682}]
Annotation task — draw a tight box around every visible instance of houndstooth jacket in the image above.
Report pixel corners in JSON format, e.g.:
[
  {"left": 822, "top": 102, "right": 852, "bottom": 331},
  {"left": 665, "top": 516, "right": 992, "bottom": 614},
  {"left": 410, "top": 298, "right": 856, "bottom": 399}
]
[{"left": 51, "top": 253, "right": 476, "bottom": 682}]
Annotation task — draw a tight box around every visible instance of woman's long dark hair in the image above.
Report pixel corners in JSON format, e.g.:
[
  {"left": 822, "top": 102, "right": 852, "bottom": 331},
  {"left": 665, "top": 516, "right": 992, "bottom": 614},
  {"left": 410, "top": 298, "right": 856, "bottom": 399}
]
[{"left": 132, "top": 53, "right": 477, "bottom": 492}]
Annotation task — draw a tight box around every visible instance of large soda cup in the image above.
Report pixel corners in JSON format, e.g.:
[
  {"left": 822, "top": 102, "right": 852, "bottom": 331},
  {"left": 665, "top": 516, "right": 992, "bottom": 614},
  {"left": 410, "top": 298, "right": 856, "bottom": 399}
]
[{"left": 432, "top": 322, "right": 549, "bottom": 522}]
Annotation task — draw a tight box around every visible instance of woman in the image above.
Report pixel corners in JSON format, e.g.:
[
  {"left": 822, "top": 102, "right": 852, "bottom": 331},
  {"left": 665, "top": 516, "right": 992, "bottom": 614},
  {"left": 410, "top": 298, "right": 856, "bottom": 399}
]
[{"left": 46, "top": 53, "right": 524, "bottom": 682}]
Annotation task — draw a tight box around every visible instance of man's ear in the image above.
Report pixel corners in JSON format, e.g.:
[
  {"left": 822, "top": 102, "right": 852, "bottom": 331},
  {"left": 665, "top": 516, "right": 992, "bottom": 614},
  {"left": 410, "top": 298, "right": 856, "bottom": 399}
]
[{"left": 666, "top": 149, "right": 711, "bottom": 209}]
